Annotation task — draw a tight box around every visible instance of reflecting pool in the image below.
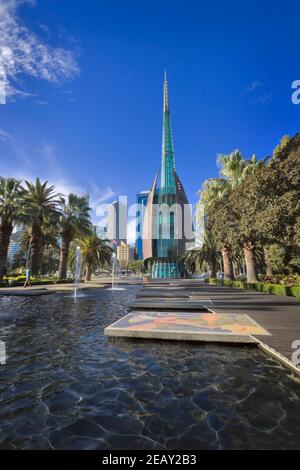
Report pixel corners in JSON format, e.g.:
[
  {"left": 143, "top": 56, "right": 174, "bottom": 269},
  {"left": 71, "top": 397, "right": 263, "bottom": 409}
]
[{"left": 0, "top": 286, "right": 299, "bottom": 449}]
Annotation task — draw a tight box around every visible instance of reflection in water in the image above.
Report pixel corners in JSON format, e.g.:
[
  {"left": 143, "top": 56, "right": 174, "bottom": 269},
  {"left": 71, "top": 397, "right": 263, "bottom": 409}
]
[{"left": 0, "top": 286, "right": 299, "bottom": 450}]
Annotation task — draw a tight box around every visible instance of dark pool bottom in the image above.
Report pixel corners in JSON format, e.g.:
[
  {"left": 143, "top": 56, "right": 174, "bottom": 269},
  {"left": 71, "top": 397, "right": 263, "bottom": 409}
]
[{"left": 0, "top": 286, "right": 299, "bottom": 450}]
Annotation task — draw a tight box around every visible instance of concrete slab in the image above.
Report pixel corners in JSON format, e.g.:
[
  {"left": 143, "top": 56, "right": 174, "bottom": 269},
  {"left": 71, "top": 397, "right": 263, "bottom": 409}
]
[
  {"left": 130, "top": 299, "right": 209, "bottom": 311},
  {"left": 144, "top": 285, "right": 174, "bottom": 289},
  {"left": 137, "top": 292, "right": 189, "bottom": 298},
  {"left": 105, "top": 310, "right": 270, "bottom": 343},
  {"left": 137, "top": 298, "right": 191, "bottom": 303},
  {"left": 188, "top": 295, "right": 214, "bottom": 306},
  {"left": 137, "top": 289, "right": 189, "bottom": 298}
]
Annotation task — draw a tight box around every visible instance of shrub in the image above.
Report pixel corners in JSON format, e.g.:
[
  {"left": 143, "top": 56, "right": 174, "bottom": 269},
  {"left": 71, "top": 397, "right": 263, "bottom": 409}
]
[
  {"left": 260, "top": 274, "right": 300, "bottom": 286},
  {"left": 0, "top": 278, "right": 74, "bottom": 288},
  {"left": 288, "top": 286, "right": 300, "bottom": 297},
  {"left": 205, "top": 278, "right": 300, "bottom": 297}
]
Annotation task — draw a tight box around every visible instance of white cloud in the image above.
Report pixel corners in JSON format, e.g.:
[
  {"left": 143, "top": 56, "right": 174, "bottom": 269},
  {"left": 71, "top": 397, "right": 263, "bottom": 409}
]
[
  {"left": 1, "top": 134, "right": 119, "bottom": 228},
  {"left": 245, "top": 80, "right": 272, "bottom": 106},
  {"left": 0, "top": 0, "right": 79, "bottom": 99},
  {"left": 0, "top": 165, "right": 85, "bottom": 197},
  {"left": 0, "top": 127, "right": 12, "bottom": 141},
  {"left": 0, "top": 154, "right": 117, "bottom": 227},
  {"left": 92, "top": 187, "right": 116, "bottom": 215},
  {"left": 127, "top": 217, "right": 136, "bottom": 245},
  {"left": 246, "top": 80, "right": 263, "bottom": 93},
  {"left": 255, "top": 92, "right": 272, "bottom": 105}
]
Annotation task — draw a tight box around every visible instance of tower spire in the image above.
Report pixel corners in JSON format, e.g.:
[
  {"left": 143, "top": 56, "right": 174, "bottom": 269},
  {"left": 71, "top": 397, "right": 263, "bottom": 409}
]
[
  {"left": 161, "top": 72, "right": 175, "bottom": 191},
  {"left": 163, "top": 70, "right": 169, "bottom": 112}
]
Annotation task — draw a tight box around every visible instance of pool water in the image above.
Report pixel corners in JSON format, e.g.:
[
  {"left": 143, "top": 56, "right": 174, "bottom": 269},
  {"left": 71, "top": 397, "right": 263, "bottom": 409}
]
[{"left": 0, "top": 286, "right": 299, "bottom": 450}]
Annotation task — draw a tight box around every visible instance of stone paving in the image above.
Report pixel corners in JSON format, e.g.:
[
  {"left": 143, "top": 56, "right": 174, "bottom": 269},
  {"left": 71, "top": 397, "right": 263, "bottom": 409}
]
[{"left": 105, "top": 278, "right": 300, "bottom": 375}]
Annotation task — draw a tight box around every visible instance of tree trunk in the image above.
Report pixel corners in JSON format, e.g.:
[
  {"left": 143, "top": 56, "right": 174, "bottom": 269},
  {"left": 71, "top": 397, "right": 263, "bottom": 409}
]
[
  {"left": 209, "top": 264, "right": 217, "bottom": 279},
  {"left": 85, "top": 263, "right": 92, "bottom": 281},
  {"left": 221, "top": 246, "right": 234, "bottom": 280},
  {"left": 243, "top": 241, "right": 258, "bottom": 283},
  {"left": 263, "top": 247, "right": 273, "bottom": 276},
  {"left": 0, "top": 223, "right": 13, "bottom": 280},
  {"left": 58, "top": 236, "right": 71, "bottom": 279},
  {"left": 30, "top": 224, "right": 43, "bottom": 276}
]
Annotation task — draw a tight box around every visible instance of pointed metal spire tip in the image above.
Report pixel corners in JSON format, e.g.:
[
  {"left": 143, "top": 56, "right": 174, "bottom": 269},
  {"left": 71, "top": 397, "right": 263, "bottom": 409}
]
[{"left": 163, "top": 70, "right": 169, "bottom": 111}]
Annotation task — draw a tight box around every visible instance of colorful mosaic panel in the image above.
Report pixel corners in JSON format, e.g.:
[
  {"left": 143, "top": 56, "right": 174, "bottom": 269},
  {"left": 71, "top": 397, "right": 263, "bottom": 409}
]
[{"left": 107, "top": 311, "right": 270, "bottom": 336}]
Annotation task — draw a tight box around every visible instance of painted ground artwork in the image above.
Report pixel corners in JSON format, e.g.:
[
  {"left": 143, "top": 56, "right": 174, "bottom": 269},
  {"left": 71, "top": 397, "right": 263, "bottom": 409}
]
[{"left": 107, "top": 311, "right": 270, "bottom": 336}]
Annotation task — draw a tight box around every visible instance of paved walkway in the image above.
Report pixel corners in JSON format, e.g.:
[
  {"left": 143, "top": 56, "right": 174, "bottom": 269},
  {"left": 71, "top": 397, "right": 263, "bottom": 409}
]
[
  {"left": 105, "top": 279, "right": 300, "bottom": 375},
  {"left": 199, "top": 283, "right": 300, "bottom": 368}
]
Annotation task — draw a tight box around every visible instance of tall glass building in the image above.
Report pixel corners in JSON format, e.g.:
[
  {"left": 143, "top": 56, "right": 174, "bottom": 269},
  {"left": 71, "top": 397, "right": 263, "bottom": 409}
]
[
  {"left": 107, "top": 200, "right": 127, "bottom": 247},
  {"left": 142, "top": 73, "right": 194, "bottom": 278},
  {"left": 135, "top": 191, "right": 150, "bottom": 259}
]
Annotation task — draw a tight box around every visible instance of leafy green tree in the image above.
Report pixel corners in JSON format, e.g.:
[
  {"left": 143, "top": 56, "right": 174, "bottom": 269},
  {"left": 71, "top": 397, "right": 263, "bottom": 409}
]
[
  {"left": 206, "top": 192, "right": 237, "bottom": 280},
  {"left": 217, "top": 150, "right": 250, "bottom": 188},
  {"left": 58, "top": 194, "right": 91, "bottom": 279},
  {"left": 217, "top": 135, "right": 299, "bottom": 281},
  {"left": 200, "top": 179, "right": 235, "bottom": 279},
  {"left": 184, "top": 229, "right": 220, "bottom": 278},
  {"left": 127, "top": 260, "right": 145, "bottom": 274},
  {"left": 0, "top": 178, "right": 23, "bottom": 279},
  {"left": 22, "top": 178, "right": 61, "bottom": 275},
  {"left": 20, "top": 223, "right": 60, "bottom": 273},
  {"left": 247, "top": 134, "right": 300, "bottom": 274},
  {"left": 201, "top": 153, "right": 247, "bottom": 280},
  {"left": 41, "top": 247, "right": 60, "bottom": 276},
  {"left": 202, "top": 150, "right": 267, "bottom": 282},
  {"left": 11, "top": 248, "right": 27, "bottom": 272},
  {"left": 223, "top": 179, "right": 261, "bottom": 282}
]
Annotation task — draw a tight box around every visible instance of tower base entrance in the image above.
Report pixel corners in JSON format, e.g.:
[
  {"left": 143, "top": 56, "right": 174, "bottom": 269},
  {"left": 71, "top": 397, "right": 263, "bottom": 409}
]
[{"left": 147, "top": 258, "right": 184, "bottom": 279}]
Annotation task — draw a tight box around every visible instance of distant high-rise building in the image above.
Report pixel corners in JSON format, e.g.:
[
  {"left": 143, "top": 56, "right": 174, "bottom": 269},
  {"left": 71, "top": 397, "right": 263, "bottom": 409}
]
[
  {"left": 117, "top": 241, "right": 135, "bottom": 263},
  {"left": 135, "top": 191, "right": 150, "bottom": 259},
  {"left": 7, "top": 229, "right": 23, "bottom": 268},
  {"left": 107, "top": 200, "right": 127, "bottom": 247},
  {"left": 93, "top": 224, "right": 108, "bottom": 238}
]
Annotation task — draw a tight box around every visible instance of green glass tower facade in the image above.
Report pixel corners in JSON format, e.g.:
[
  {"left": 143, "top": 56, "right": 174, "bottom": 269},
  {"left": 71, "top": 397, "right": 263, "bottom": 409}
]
[
  {"left": 160, "top": 72, "right": 176, "bottom": 194},
  {"left": 142, "top": 73, "right": 194, "bottom": 278}
]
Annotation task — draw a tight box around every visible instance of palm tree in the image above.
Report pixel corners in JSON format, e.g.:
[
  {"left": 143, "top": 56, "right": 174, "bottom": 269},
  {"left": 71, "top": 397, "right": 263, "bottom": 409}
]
[
  {"left": 200, "top": 177, "right": 229, "bottom": 204},
  {"left": 0, "top": 178, "right": 23, "bottom": 279},
  {"left": 22, "top": 178, "right": 61, "bottom": 275},
  {"left": 20, "top": 223, "right": 60, "bottom": 276},
  {"left": 185, "top": 230, "right": 220, "bottom": 278},
  {"left": 69, "top": 232, "right": 113, "bottom": 281},
  {"left": 217, "top": 150, "right": 249, "bottom": 188},
  {"left": 58, "top": 194, "right": 91, "bottom": 279},
  {"left": 203, "top": 151, "right": 266, "bottom": 282},
  {"left": 200, "top": 178, "right": 234, "bottom": 280},
  {"left": 20, "top": 223, "right": 60, "bottom": 257}
]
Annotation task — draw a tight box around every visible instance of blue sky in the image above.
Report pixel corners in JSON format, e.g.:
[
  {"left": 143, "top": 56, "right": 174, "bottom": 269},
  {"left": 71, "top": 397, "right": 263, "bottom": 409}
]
[{"left": 1, "top": 0, "right": 300, "bottom": 242}]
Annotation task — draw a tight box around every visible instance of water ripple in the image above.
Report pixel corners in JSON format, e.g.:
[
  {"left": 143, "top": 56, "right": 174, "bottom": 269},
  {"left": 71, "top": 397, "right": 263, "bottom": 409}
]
[{"left": 0, "top": 286, "right": 300, "bottom": 449}]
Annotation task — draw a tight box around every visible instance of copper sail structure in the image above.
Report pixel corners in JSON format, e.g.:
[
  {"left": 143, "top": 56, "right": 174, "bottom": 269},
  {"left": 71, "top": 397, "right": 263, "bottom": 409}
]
[{"left": 142, "top": 73, "right": 194, "bottom": 278}]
